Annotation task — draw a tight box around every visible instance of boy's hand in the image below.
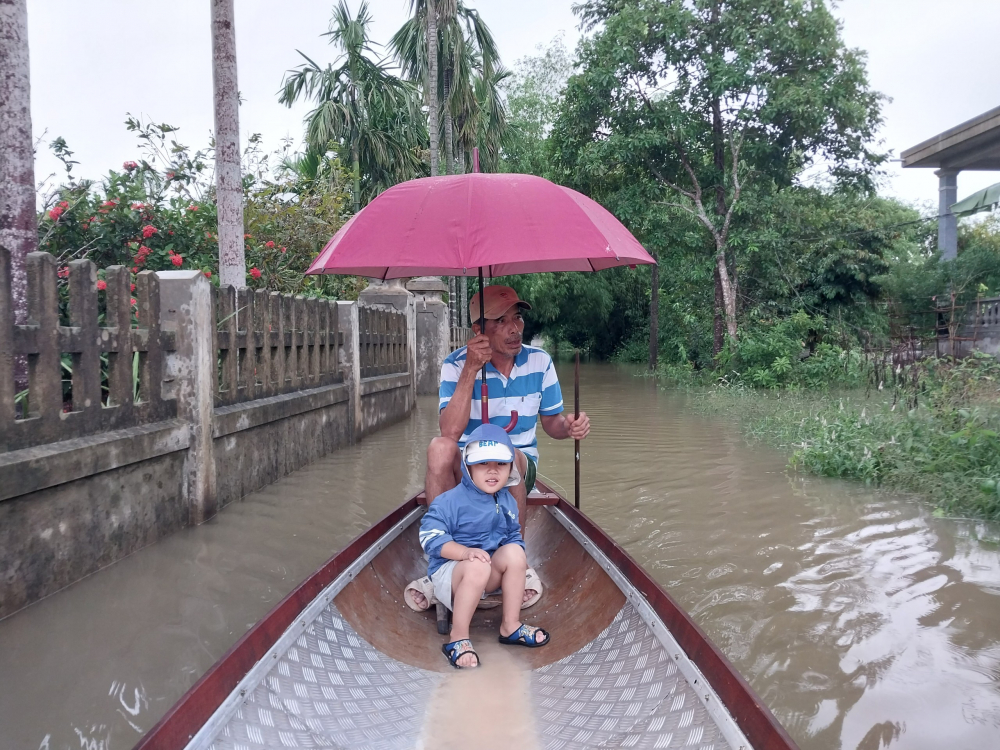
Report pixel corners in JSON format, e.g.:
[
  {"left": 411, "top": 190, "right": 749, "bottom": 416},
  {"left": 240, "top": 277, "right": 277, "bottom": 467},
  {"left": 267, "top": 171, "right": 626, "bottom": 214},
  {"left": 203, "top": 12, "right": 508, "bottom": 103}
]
[{"left": 463, "top": 548, "right": 491, "bottom": 563}]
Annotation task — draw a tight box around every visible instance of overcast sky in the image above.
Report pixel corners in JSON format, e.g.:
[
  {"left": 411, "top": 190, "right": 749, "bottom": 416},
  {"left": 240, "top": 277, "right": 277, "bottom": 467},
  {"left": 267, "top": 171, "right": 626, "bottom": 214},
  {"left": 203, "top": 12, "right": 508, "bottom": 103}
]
[{"left": 26, "top": 0, "right": 1000, "bottom": 213}]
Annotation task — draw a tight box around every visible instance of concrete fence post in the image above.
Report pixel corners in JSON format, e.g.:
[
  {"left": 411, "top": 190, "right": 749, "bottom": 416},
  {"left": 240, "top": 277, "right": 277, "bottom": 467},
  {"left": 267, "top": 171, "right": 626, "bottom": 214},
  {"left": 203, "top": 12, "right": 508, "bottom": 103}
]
[
  {"left": 406, "top": 295, "right": 418, "bottom": 407},
  {"left": 158, "top": 270, "right": 217, "bottom": 523},
  {"left": 405, "top": 276, "right": 449, "bottom": 396},
  {"left": 338, "top": 300, "right": 361, "bottom": 442}
]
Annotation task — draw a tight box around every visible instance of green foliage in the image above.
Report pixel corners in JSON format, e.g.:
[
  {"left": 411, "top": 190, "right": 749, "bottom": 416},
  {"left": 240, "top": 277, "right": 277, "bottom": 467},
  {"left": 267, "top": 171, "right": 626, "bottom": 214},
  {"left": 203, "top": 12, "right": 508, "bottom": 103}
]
[
  {"left": 37, "top": 119, "right": 357, "bottom": 298},
  {"left": 280, "top": 1, "right": 426, "bottom": 209},
  {"left": 390, "top": 0, "right": 510, "bottom": 172},
  {"left": 880, "top": 215, "right": 1000, "bottom": 330},
  {"left": 500, "top": 35, "right": 574, "bottom": 176},
  {"left": 700, "top": 354, "right": 1000, "bottom": 519}
]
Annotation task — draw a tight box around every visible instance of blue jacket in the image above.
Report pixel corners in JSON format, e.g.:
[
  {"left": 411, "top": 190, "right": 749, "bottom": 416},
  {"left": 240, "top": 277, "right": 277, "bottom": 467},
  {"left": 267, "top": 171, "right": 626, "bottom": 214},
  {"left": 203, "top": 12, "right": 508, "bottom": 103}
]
[{"left": 419, "top": 424, "right": 525, "bottom": 578}]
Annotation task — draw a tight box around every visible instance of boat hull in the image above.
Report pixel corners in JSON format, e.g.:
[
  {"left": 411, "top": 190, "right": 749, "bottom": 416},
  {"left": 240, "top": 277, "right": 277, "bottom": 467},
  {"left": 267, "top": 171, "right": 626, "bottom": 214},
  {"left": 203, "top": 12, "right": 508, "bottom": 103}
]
[{"left": 135, "top": 483, "right": 797, "bottom": 750}]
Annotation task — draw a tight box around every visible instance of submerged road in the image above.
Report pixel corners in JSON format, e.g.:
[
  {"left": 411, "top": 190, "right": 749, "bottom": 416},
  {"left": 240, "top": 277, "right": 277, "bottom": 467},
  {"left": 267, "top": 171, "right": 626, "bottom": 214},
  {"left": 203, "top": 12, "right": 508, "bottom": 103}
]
[{"left": 1, "top": 362, "right": 998, "bottom": 749}]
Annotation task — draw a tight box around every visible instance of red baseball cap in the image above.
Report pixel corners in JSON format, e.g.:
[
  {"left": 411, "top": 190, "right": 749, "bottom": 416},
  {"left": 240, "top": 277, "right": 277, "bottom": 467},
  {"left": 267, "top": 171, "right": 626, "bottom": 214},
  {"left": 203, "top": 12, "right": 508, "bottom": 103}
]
[{"left": 468, "top": 285, "right": 531, "bottom": 322}]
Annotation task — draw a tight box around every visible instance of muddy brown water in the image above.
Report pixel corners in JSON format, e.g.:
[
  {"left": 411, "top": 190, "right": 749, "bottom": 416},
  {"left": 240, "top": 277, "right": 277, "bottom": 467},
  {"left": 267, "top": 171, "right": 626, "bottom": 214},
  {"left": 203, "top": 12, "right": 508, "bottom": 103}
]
[{"left": 1, "top": 362, "right": 998, "bottom": 750}]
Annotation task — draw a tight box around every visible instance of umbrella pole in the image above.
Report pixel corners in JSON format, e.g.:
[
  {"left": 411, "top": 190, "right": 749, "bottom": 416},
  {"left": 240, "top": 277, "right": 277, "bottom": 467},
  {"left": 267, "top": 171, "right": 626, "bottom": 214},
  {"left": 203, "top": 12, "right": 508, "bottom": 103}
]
[
  {"left": 574, "top": 349, "right": 580, "bottom": 509},
  {"left": 479, "top": 267, "right": 488, "bottom": 424}
]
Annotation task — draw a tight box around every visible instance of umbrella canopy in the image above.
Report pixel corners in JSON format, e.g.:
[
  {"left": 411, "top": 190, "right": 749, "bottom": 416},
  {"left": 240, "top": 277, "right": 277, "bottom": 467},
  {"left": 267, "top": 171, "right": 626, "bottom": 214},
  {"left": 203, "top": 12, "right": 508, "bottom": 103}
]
[
  {"left": 306, "top": 173, "right": 656, "bottom": 279},
  {"left": 951, "top": 181, "right": 1000, "bottom": 217}
]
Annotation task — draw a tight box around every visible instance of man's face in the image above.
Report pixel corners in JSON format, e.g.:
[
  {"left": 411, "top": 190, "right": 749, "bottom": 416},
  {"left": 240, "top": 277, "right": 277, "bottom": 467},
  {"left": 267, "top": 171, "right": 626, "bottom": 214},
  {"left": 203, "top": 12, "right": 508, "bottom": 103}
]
[{"left": 474, "top": 304, "right": 525, "bottom": 357}]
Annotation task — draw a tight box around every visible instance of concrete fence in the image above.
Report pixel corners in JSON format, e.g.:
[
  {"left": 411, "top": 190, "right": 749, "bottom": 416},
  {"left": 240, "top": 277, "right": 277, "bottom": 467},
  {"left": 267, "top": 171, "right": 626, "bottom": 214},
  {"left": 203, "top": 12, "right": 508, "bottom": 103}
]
[
  {"left": 0, "top": 248, "right": 420, "bottom": 619},
  {"left": 936, "top": 296, "right": 1000, "bottom": 358}
]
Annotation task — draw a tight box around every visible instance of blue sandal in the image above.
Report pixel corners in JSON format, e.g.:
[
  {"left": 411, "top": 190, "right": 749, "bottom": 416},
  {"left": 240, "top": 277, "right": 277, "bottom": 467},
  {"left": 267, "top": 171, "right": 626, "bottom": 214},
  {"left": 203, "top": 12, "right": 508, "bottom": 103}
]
[
  {"left": 498, "top": 623, "right": 550, "bottom": 648},
  {"left": 442, "top": 638, "right": 480, "bottom": 668}
]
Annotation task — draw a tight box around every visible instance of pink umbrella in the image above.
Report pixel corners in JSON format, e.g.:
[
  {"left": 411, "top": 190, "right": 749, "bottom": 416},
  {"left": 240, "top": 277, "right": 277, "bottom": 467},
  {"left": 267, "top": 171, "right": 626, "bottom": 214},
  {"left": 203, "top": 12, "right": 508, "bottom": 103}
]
[
  {"left": 307, "top": 163, "right": 655, "bottom": 507},
  {"left": 306, "top": 173, "right": 655, "bottom": 279}
]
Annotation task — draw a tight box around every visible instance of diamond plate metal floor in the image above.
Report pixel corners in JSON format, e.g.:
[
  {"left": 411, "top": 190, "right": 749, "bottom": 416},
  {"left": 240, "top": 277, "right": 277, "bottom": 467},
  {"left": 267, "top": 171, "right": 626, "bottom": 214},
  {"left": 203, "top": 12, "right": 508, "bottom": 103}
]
[
  {"left": 207, "top": 604, "right": 441, "bottom": 750},
  {"left": 202, "top": 600, "right": 731, "bottom": 750},
  {"left": 533, "top": 605, "right": 730, "bottom": 750}
]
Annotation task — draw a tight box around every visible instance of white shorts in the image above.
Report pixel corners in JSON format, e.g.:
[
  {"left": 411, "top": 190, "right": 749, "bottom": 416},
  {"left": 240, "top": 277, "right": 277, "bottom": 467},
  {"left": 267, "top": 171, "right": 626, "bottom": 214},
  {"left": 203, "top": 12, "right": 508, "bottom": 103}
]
[
  {"left": 431, "top": 560, "right": 503, "bottom": 611},
  {"left": 430, "top": 560, "right": 459, "bottom": 611}
]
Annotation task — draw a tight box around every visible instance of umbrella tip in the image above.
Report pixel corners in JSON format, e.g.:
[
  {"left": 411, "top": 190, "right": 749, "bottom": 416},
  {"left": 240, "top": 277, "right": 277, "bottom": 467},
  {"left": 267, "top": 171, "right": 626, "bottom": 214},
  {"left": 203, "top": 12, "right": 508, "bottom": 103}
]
[{"left": 473, "top": 147, "right": 480, "bottom": 174}]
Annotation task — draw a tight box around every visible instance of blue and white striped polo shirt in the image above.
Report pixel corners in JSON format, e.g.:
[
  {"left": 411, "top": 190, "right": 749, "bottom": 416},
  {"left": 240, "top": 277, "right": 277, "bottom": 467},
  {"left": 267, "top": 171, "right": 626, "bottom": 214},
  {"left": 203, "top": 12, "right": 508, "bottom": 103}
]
[{"left": 439, "top": 345, "right": 564, "bottom": 464}]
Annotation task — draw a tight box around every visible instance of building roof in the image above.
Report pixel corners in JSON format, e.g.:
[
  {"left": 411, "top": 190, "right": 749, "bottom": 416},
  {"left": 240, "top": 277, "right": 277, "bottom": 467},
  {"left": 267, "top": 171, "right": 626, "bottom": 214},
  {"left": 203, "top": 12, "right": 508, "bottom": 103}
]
[{"left": 901, "top": 105, "right": 1000, "bottom": 170}]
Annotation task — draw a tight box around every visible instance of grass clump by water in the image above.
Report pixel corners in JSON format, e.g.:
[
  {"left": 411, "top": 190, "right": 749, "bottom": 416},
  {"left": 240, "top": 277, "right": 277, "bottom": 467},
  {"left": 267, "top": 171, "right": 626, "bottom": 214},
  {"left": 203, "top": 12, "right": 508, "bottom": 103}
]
[{"left": 692, "top": 353, "right": 1000, "bottom": 521}]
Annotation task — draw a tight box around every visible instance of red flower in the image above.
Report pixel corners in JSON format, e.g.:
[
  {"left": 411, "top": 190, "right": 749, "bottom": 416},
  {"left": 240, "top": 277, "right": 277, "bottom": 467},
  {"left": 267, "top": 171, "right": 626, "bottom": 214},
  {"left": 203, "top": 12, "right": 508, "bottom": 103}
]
[
  {"left": 48, "top": 207, "right": 64, "bottom": 221},
  {"left": 203, "top": 271, "right": 212, "bottom": 278},
  {"left": 244, "top": 234, "right": 252, "bottom": 239},
  {"left": 58, "top": 201, "right": 69, "bottom": 209},
  {"left": 123, "top": 161, "right": 138, "bottom": 171},
  {"left": 102, "top": 200, "right": 117, "bottom": 207},
  {"left": 131, "top": 297, "right": 137, "bottom": 307},
  {"left": 57, "top": 267, "right": 69, "bottom": 279},
  {"left": 141, "top": 225, "right": 158, "bottom": 238},
  {"left": 131, "top": 267, "right": 139, "bottom": 273},
  {"left": 167, "top": 248, "right": 175, "bottom": 255},
  {"left": 137, "top": 245, "right": 150, "bottom": 257},
  {"left": 96, "top": 280, "right": 107, "bottom": 291},
  {"left": 280, "top": 246, "right": 287, "bottom": 253},
  {"left": 131, "top": 202, "right": 144, "bottom": 210},
  {"left": 166, "top": 171, "right": 175, "bottom": 179},
  {"left": 170, "top": 255, "right": 183, "bottom": 267},
  {"left": 265, "top": 240, "right": 275, "bottom": 249},
  {"left": 188, "top": 204, "right": 198, "bottom": 211},
  {"left": 130, "top": 283, "right": 136, "bottom": 292},
  {"left": 249, "top": 267, "right": 262, "bottom": 280},
  {"left": 82, "top": 223, "right": 89, "bottom": 230}
]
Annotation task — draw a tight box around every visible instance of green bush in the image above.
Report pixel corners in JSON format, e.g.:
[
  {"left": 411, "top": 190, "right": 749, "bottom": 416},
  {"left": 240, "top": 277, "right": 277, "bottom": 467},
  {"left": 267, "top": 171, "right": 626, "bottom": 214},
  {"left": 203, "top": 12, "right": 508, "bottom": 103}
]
[
  {"left": 37, "top": 118, "right": 359, "bottom": 298},
  {"left": 700, "top": 354, "right": 1000, "bottom": 520}
]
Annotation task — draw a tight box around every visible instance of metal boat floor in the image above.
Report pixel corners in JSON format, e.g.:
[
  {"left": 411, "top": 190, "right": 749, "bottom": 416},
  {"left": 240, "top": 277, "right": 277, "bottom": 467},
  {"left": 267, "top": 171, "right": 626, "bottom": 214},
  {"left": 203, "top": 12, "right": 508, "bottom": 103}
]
[{"left": 204, "top": 601, "right": 730, "bottom": 750}]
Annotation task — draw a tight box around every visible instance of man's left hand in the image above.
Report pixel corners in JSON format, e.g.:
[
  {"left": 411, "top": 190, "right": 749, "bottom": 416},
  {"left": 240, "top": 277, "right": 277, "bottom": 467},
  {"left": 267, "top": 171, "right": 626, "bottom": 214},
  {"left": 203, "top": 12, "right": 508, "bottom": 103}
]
[{"left": 565, "top": 411, "right": 590, "bottom": 440}]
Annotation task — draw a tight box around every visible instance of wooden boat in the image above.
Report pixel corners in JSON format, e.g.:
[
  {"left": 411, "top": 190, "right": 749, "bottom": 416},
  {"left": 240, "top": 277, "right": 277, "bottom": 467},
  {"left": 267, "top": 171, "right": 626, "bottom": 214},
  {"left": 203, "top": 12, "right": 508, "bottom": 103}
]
[{"left": 135, "top": 481, "right": 798, "bottom": 750}]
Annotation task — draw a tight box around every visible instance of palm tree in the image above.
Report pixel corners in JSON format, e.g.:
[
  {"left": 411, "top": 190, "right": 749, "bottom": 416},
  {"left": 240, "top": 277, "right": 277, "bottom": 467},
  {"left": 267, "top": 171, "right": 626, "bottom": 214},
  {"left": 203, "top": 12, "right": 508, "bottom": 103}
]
[
  {"left": 280, "top": 1, "right": 424, "bottom": 211},
  {"left": 391, "top": 0, "right": 500, "bottom": 175},
  {"left": 427, "top": 0, "right": 439, "bottom": 176},
  {"left": 0, "top": 0, "right": 37, "bottom": 344},
  {"left": 211, "top": 0, "right": 247, "bottom": 288},
  {"left": 456, "top": 62, "right": 513, "bottom": 173}
]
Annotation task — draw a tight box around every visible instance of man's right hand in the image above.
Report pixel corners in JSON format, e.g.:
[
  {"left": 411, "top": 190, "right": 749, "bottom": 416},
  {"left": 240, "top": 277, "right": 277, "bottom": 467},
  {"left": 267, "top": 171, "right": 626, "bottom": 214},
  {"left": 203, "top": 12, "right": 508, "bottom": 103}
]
[{"left": 465, "top": 333, "right": 492, "bottom": 370}]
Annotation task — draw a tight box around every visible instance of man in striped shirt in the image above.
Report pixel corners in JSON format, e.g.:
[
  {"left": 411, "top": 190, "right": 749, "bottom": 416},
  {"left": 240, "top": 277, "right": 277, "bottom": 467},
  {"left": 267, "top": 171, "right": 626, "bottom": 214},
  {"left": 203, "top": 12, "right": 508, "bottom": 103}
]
[{"left": 426, "top": 285, "right": 591, "bottom": 533}]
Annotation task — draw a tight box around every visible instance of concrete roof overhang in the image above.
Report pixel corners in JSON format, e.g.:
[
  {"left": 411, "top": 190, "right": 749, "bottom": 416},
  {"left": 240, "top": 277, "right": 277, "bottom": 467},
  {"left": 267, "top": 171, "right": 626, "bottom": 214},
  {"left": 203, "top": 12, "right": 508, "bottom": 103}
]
[{"left": 901, "top": 105, "right": 1000, "bottom": 170}]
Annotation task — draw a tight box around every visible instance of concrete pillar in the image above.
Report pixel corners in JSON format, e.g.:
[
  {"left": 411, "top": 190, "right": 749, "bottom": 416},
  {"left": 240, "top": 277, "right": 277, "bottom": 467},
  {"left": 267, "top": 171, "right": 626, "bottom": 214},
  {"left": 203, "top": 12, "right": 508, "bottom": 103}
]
[
  {"left": 358, "top": 278, "right": 411, "bottom": 312},
  {"left": 157, "top": 270, "right": 217, "bottom": 523},
  {"left": 406, "top": 276, "right": 450, "bottom": 395},
  {"left": 936, "top": 168, "right": 959, "bottom": 261},
  {"left": 337, "top": 300, "right": 362, "bottom": 442},
  {"left": 406, "top": 296, "right": 418, "bottom": 408}
]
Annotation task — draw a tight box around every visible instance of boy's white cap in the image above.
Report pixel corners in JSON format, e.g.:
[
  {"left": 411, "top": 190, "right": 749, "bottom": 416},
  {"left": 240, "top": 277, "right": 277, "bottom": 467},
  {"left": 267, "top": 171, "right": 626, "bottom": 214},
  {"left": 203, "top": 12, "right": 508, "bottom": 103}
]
[{"left": 464, "top": 438, "right": 514, "bottom": 465}]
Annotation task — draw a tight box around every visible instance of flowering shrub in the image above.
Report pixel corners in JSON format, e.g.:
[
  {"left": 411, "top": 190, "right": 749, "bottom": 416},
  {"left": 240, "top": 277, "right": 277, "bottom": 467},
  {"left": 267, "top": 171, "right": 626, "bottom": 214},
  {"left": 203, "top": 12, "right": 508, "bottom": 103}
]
[{"left": 38, "top": 118, "right": 363, "bottom": 299}]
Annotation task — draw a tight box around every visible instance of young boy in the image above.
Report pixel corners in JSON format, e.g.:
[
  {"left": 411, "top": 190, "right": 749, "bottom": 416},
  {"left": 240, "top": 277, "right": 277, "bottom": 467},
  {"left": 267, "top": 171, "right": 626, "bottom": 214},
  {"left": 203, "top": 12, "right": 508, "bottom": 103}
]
[{"left": 419, "top": 423, "right": 550, "bottom": 669}]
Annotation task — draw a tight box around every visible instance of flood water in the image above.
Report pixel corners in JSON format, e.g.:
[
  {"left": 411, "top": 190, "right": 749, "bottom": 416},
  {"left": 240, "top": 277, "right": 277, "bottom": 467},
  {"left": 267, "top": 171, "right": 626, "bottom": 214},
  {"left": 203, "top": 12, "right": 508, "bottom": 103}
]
[{"left": 1, "top": 362, "right": 999, "bottom": 750}]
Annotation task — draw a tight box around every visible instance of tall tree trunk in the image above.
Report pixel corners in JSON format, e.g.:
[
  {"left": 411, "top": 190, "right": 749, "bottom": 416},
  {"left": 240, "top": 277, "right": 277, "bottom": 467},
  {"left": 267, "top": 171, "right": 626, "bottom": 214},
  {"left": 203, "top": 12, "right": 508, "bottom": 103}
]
[
  {"left": 0, "top": 0, "right": 36, "bottom": 384},
  {"left": 713, "top": 267, "right": 724, "bottom": 355},
  {"left": 443, "top": 68, "right": 454, "bottom": 175},
  {"left": 211, "top": 0, "right": 246, "bottom": 288},
  {"left": 351, "top": 138, "right": 360, "bottom": 213},
  {"left": 710, "top": 90, "right": 737, "bottom": 348},
  {"left": 426, "top": 0, "right": 439, "bottom": 177},
  {"left": 648, "top": 261, "right": 659, "bottom": 370},
  {"left": 716, "top": 247, "right": 738, "bottom": 341}
]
